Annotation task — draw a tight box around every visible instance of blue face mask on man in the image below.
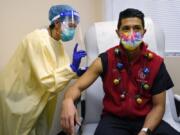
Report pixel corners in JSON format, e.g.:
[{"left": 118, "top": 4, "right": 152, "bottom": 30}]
[{"left": 61, "top": 26, "right": 75, "bottom": 42}]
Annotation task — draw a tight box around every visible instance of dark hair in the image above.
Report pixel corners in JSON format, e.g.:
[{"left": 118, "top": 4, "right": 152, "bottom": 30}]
[
  {"left": 117, "top": 8, "right": 145, "bottom": 30},
  {"left": 49, "top": 23, "right": 55, "bottom": 30}
]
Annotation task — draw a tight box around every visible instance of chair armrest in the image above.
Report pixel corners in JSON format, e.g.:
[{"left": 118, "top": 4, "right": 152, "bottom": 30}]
[
  {"left": 175, "top": 94, "right": 180, "bottom": 102},
  {"left": 174, "top": 94, "right": 180, "bottom": 117},
  {"left": 75, "top": 95, "right": 85, "bottom": 135},
  {"left": 167, "top": 90, "right": 180, "bottom": 122}
]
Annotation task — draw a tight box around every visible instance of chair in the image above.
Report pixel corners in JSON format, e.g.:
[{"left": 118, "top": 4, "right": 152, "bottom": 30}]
[{"left": 80, "top": 17, "right": 180, "bottom": 135}]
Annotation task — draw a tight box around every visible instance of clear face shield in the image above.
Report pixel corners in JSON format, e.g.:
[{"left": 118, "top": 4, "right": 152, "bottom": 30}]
[
  {"left": 59, "top": 10, "right": 86, "bottom": 66},
  {"left": 59, "top": 10, "right": 80, "bottom": 42}
]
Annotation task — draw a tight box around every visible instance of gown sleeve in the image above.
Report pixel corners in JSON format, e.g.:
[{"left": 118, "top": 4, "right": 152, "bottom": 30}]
[{"left": 24, "top": 34, "right": 76, "bottom": 94}]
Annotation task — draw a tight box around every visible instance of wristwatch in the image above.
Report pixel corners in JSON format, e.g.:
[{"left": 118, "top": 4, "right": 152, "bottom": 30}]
[{"left": 141, "top": 128, "right": 152, "bottom": 135}]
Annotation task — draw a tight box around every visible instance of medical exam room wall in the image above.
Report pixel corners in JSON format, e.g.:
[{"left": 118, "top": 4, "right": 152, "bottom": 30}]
[{"left": 0, "top": 0, "right": 104, "bottom": 70}]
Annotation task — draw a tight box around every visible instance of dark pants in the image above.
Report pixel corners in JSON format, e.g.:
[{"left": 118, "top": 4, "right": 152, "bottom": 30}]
[{"left": 94, "top": 114, "right": 180, "bottom": 135}]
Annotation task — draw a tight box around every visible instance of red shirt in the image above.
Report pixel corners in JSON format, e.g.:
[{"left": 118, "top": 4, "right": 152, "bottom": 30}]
[{"left": 102, "top": 43, "right": 163, "bottom": 118}]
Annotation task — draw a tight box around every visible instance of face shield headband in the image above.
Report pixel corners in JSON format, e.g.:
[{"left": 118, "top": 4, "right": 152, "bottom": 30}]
[{"left": 50, "top": 10, "right": 80, "bottom": 25}]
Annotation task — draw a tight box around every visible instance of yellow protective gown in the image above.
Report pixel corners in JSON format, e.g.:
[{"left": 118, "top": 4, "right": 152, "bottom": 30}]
[{"left": 0, "top": 29, "right": 77, "bottom": 135}]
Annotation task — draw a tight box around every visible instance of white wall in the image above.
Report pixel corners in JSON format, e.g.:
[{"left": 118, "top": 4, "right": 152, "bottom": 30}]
[{"left": 165, "top": 57, "right": 180, "bottom": 94}]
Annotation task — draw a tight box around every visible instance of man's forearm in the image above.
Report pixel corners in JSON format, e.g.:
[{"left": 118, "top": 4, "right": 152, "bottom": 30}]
[
  {"left": 64, "top": 84, "right": 82, "bottom": 102},
  {"left": 142, "top": 104, "right": 165, "bottom": 131}
]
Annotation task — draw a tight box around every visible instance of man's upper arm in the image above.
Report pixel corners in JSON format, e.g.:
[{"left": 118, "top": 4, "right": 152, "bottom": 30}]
[
  {"left": 75, "top": 57, "right": 103, "bottom": 91},
  {"left": 151, "top": 62, "right": 169, "bottom": 107},
  {"left": 151, "top": 62, "right": 174, "bottom": 95},
  {"left": 152, "top": 91, "right": 166, "bottom": 107}
]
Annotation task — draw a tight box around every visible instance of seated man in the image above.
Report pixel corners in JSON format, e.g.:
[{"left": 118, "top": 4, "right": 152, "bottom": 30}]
[{"left": 60, "top": 8, "right": 180, "bottom": 135}]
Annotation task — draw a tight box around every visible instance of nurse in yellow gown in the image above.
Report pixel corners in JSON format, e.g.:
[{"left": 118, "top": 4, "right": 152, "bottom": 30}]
[{"left": 0, "top": 4, "right": 87, "bottom": 135}]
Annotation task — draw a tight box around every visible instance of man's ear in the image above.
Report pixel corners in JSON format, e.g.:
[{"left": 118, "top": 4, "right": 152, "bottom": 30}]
[
  {"left": 54, "top": 20, "right": 61, "bottom": 30},
  {"left": 116, "top": 29, "right": 120, "bottom": 38},
  {"left": 143, "top": 29, "right": 147, "bottom": 36}
]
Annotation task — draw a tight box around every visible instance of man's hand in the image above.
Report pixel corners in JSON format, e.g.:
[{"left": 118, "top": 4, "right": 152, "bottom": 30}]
[
  {"left": 60, "top": 98, "right": 80, "bottom": 135},
  {"left": 138, "top": 131, "right": 147, "bottom": 135}
]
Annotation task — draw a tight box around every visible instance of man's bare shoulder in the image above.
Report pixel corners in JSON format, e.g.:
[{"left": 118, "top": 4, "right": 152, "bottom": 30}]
[{"left": 89, "top": 57, "right": 103, "bottom": 75}]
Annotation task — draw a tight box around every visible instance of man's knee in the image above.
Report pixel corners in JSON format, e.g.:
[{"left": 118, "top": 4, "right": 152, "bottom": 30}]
[{"left": 154, "top": 120, "right": 180, "bottom": 135}]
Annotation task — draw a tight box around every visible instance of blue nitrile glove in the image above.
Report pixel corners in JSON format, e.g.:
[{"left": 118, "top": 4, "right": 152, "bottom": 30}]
[
  {"left": 70, "top": 43, "right": 87, "bottom": 73},
  {"left": 76, "top": 66, "right": 88, "bottom": 76}
]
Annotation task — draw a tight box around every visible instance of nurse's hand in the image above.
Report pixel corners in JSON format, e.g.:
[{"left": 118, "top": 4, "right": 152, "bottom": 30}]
[
  {"left": 70, "top": 43, "right": 87, "bottom": 74},
  {"left": 76, "top": 66, "right": 88, "bottom": 76},
  {"left": 60, "top": 98, "right": 80, "bottom": 135}
]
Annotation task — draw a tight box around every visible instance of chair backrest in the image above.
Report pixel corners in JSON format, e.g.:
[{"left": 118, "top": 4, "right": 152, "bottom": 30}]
[{"left": 84, "top": 17, "right": 165, "bottom": 124}]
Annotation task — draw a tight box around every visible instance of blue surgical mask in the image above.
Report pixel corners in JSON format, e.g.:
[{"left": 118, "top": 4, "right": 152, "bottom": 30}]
[{"left": 61, "top": 27, "right": 75, "bottom": 42}]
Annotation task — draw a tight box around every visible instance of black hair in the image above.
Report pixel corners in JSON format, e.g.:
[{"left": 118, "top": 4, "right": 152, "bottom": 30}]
[
  {"left": 117, "top": 8, "right": 145, "bottom": 30},
  {"left": 49, "top": 18, "right": 62, "bottom": 30},
  {"left": 49, "top": 23, "right": 55, "bottom": 30}
]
